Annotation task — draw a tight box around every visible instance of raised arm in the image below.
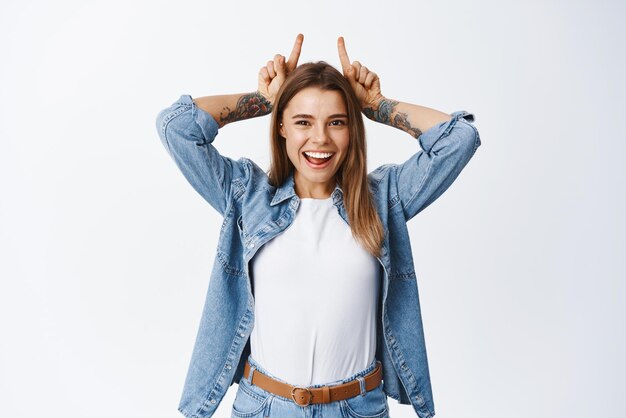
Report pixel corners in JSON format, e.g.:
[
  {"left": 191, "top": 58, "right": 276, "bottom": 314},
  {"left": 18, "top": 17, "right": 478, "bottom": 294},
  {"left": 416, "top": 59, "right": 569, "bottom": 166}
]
[
  {"left": 193, "top": 34, "right": 303, "bottom": 128},
  {"left": 192, "top": 91, "right": 272, "bottom": 129},
  {"left": 155, "top": 35, "right": 304, "bottom": 215},
  {"left": 337, "top": 36, "right": 481, "bottom": 220},
  {"left": 337, "top": 36, "right": 451, "bottom": 137}
]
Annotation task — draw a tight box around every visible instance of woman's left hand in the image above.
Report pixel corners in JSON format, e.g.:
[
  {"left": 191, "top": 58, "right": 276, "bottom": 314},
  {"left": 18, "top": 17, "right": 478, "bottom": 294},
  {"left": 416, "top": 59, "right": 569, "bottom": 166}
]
[{"left": 337, "top": 36, "right": 385, "bottom": 110}]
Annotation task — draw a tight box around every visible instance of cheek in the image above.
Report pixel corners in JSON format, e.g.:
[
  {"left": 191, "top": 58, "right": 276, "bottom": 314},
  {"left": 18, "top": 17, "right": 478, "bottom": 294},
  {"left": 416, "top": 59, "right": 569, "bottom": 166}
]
[
  {"left": 284, "top": 138, "right": 303, "bottom": 163},
  {"left": 285, "top": 132, "right": 307, "bottom": 153},
  {"left": 336, "top": 133, "right": 351, "bottom": 154}
]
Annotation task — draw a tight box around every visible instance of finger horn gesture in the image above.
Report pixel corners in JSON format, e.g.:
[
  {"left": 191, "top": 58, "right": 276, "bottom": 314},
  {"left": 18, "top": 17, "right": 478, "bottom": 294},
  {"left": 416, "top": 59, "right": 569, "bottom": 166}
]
[
  {"left": 337, "top": 36, "right": 384, "bottom": 111},
  {"left": 258, "top": 34, "right": 304, "bottom": 106}
]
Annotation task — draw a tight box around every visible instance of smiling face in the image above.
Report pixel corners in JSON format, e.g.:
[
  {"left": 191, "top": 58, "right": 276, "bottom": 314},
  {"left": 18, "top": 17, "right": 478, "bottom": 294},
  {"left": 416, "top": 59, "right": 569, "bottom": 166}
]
[{"left": 279, "top": 87, "right": 350, "bottom": 199}]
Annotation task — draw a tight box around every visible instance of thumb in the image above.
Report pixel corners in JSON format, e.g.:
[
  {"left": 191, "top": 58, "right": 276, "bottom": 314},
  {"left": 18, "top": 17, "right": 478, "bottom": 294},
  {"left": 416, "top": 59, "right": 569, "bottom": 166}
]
[{"left": 274, "top": 54, "right": 286, "bottom": 78}]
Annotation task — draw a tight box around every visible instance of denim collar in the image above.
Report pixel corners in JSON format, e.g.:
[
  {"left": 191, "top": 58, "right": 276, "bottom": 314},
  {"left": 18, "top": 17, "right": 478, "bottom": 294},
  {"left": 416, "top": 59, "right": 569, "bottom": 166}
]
[{"left": 270, "top": 171, "right": 344, "bottom": 206}]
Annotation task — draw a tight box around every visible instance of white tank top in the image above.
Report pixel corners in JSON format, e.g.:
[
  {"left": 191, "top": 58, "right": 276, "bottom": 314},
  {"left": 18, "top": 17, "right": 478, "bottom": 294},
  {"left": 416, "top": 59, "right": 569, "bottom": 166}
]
[{"left": 249, "top": 196, "right": 381, "bottom": 386}]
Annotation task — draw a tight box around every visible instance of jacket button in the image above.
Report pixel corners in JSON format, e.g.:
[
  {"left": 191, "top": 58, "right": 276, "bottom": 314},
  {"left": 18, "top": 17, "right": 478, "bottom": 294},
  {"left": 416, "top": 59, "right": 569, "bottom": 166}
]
[
  {"left": 226, "top": 365, "right": 231, "bottom": 370},
  {"left": 210, "top": 399, "right": 216, "bottom": 404},
  {"left": 248, "top": 243, "right": 255, "bottom": 248},
  {"left": 239, "top": 333, "right": 245, "bottom": 337}
]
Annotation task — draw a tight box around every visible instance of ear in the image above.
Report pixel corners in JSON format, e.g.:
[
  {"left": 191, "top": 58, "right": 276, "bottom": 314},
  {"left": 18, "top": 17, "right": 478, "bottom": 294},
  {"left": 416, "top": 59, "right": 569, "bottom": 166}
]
[{"left": 279, "top": 122, "right": 286, "bottom": 138}]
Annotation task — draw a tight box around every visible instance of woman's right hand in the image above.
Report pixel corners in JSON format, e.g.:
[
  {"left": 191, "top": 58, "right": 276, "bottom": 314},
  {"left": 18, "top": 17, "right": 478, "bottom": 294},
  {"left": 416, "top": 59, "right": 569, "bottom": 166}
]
[{"left": 257, "top": 33, "right": 304, "bottom": 106}]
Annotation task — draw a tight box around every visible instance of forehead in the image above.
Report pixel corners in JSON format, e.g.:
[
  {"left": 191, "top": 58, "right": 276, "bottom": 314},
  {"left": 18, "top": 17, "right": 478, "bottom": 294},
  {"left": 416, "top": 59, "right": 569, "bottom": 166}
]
[{"left": 284, "top": 87, "right": 347, "bottom": 116}]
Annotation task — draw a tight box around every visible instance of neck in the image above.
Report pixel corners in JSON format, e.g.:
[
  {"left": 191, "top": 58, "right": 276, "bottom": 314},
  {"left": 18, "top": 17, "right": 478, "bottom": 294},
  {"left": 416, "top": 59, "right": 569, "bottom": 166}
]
[{"left": 294, "top": 174, "right": 335, "bottom": 199}]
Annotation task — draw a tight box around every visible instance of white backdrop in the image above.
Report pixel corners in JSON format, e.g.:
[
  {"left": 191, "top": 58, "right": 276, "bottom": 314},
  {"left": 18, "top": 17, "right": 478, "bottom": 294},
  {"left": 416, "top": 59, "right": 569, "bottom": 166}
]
[{"left": 1, "top": 0, "right": 624, "bottom": 417}]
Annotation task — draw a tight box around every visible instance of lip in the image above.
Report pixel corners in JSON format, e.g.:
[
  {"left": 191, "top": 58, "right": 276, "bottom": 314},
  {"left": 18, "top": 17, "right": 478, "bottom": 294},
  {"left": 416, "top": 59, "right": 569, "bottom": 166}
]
[{"left": 302, "top": 152, "right": 335, "bottom": 169}]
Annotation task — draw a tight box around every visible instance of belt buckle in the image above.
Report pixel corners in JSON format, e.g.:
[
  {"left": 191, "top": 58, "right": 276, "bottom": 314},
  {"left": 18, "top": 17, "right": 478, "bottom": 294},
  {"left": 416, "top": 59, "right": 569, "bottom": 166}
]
[{"left": 291, "top": 386, "right": 313, "bottom": 406}]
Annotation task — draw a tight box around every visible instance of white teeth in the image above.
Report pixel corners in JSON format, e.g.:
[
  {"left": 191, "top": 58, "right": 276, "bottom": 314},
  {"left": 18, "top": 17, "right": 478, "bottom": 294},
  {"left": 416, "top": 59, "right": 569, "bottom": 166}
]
[{"left": 304, "top": 151, "right": 334, "bottom": 158}]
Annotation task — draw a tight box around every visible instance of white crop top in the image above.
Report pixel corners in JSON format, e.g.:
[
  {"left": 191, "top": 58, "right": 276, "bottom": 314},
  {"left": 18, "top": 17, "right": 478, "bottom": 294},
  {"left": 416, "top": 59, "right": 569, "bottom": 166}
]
[{"left": 249, "top": 196, "right": 381, "bottom": 386}]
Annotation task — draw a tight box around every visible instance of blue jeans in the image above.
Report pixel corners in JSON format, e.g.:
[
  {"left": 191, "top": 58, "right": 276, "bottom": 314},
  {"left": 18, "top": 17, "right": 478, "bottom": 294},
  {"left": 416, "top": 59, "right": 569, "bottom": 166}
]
[{"left": 232, "top": 354, "right": 390, "bottom": 417}]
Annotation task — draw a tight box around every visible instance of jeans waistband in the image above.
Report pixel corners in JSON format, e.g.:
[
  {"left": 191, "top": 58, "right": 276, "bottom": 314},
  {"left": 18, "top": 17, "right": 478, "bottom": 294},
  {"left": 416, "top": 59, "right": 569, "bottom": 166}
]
[{"left": 245, "top": 354, "right": 379, "bottom": 388}]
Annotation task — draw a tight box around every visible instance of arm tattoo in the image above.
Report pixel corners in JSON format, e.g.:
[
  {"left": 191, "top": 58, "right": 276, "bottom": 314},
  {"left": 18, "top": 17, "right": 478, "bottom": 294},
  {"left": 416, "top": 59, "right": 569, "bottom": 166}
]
[
  {"left": 393, "top": 112, "right": 422, "bottom": 138},
  {"left": 363, "top": 99, "right": 398, "bottom": 124},
  {"left": 363, "top": 98, "right": 422, "bottom": 138},
  {"left": 219, "top": 92, "right": 272, "bottom": 125}
]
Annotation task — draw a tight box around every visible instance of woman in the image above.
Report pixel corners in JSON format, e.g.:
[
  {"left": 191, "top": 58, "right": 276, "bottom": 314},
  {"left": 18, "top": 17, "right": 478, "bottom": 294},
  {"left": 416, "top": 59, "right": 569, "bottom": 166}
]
[{"left": 156, "top": 34, "right": 480, "bottom": 418}]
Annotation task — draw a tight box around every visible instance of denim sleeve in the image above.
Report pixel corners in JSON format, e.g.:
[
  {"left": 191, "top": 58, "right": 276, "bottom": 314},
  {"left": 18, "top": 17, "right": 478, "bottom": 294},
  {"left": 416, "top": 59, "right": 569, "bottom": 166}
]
[
  {"left": 373, "top": 110, "right": 481, "bottom": 221},
  {"left": 155, "top": 94, "right": 247, "bottom": 216}
]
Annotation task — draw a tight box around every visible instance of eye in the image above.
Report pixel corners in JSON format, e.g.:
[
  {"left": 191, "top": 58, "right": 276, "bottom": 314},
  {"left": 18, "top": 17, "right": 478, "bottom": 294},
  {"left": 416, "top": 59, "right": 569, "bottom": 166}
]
[
  {"left": 295, "top": 120, "right": 310, "bottom": 126},
  {"left": 329, "top": 119, "right": 347, "bottom": 126}
]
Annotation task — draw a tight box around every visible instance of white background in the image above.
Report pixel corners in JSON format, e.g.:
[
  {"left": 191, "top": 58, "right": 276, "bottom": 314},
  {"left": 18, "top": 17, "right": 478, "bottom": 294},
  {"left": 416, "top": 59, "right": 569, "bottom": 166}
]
[{"left": 1, "top": 0, "right": 624, "bottom": 417}]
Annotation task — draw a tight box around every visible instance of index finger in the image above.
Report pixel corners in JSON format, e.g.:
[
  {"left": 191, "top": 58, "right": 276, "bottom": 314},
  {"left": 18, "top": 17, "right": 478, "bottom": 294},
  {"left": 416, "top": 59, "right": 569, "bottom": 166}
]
[
  {"left": 337, "top": 36, "right": 351, "bottom": 73},
  {"left": 286, "top": 33, "right": 304, "bottom": 71}
]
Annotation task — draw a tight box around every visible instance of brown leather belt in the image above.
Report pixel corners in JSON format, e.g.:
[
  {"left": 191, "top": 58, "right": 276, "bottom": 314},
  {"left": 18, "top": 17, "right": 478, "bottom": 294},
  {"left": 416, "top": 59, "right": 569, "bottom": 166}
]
[{"left": 242, "top": 360, "right": 383, "bottom": 407}]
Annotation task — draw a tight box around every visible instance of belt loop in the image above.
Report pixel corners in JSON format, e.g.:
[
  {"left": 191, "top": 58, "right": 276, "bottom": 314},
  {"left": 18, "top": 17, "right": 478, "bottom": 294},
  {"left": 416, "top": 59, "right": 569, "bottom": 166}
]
[
  {"left": 356, "top": 376, "right": 366, "bottom": 396},
  {"left": 247, "top": 364, "right": 256, "bottom": 384},
  {"left": 322, "top": 385, "right": 330, "bottom": 403}
]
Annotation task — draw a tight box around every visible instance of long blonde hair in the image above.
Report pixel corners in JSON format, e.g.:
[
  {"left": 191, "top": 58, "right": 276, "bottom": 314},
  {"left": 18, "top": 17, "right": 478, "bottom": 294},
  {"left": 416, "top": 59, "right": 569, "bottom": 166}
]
[{"left": 268, "top": 62, "right": 384, "bottom": 259}]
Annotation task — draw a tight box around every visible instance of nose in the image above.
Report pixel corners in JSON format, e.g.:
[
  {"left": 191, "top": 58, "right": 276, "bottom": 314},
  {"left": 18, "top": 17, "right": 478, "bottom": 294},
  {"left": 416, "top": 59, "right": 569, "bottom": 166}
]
[{"left": 310, "top": 124, "right": 330, "bottom": 144}]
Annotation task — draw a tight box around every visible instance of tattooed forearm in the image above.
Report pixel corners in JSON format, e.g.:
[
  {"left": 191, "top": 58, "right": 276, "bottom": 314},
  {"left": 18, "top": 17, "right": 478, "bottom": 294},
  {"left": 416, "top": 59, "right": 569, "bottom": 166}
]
[
  {"left": 393, "top": 112, "right": 422, "bottom": 138},
  {"left": 219, "top": 92, "right": 272, "bottom": 125},
  {"left": 363, "top": 98, "right": 423, "bottom": 138},
  {"left": 363, "top": 99, "right": 398, "bottom": 124}
]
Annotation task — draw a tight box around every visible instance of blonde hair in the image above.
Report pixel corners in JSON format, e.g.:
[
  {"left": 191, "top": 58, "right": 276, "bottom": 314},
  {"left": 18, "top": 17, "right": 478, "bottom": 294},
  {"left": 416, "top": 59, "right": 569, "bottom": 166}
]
[{"left": 268, "top": 62, "right": 384, "bottom": 259}]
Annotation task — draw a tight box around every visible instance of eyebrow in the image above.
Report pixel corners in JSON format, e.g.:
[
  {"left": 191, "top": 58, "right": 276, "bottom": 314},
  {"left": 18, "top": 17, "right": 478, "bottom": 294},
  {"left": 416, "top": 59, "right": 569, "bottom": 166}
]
[{"left": 291, "top": 113, "right": 349, "bottom": 119}]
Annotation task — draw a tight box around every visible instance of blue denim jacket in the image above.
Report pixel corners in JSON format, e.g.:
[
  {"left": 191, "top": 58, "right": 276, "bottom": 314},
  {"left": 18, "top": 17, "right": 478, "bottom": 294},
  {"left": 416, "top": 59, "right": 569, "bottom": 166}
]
[{"left": 155, "top": 94, "right": 481, "bottom": 418}]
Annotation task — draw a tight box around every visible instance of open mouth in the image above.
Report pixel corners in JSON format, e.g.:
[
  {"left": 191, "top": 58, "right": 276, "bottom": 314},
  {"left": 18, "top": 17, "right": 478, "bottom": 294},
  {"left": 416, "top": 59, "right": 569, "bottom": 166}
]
[{"left": 303, "top": 151, "right": 334, "bottom": 166}]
